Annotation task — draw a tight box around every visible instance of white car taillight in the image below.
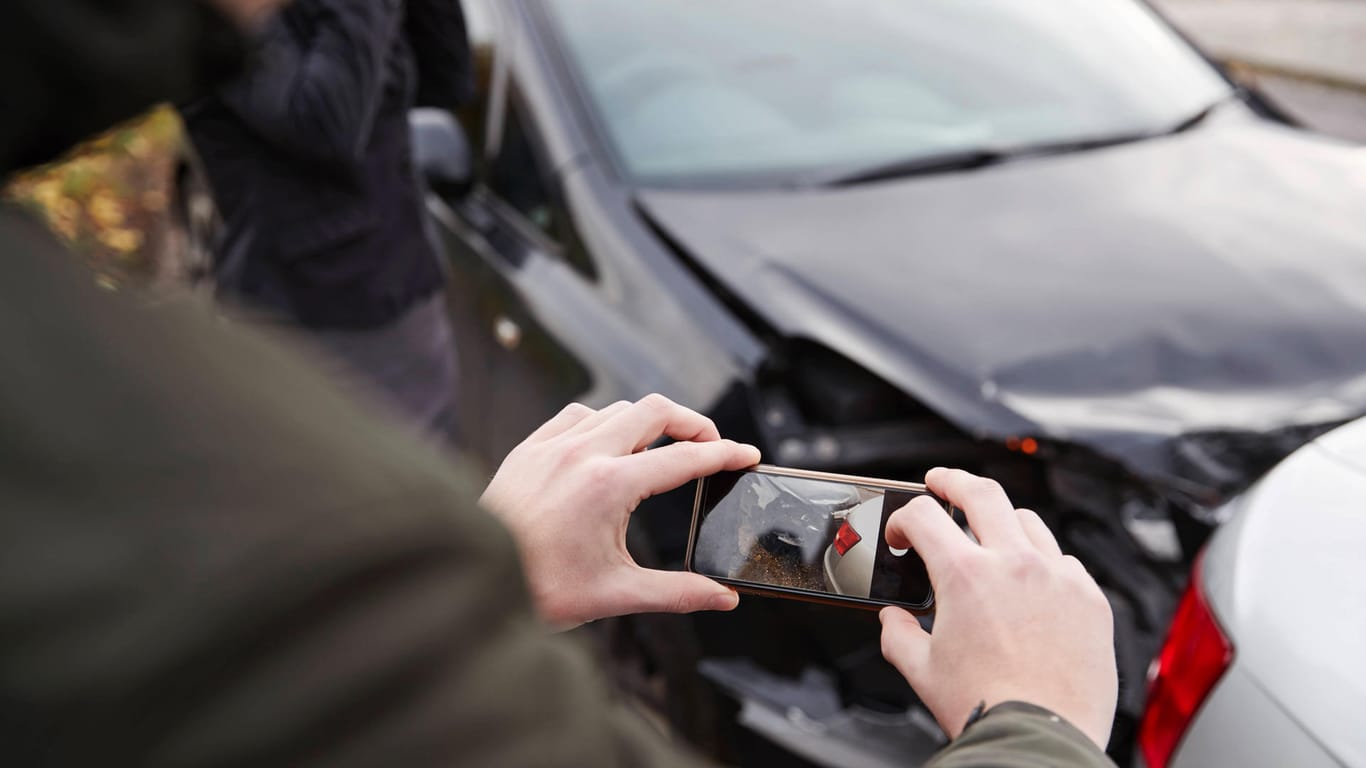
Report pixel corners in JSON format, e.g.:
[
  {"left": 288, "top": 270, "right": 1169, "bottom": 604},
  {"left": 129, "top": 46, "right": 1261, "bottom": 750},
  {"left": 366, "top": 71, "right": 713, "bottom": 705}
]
[
  {"left": 832, "top": 519, "right": 862, "bottom": 556},
  {"left": 1138, "top": 556, "right": 1234, "bottom": 768}
]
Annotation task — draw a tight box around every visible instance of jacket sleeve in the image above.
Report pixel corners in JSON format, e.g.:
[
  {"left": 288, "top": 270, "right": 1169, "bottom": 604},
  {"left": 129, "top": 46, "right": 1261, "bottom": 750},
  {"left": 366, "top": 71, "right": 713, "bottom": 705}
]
[
  {"left": 0, "top": 0, "right": 242, "bottom": 173},
  {"left": 405, "top": 0, "right": 476, "bottom": 109},
  {"left": 0, "top": 207, "right": 713, "bottom": 768},
  {"left": 4, "top": 207, "right": 1122, "bottom": 768},
  {"left": 926, "top": 702, "right": 1118, "bottom": 768},
  {"left": 218, "top": 0, "right": 404, "bottom": 164}
]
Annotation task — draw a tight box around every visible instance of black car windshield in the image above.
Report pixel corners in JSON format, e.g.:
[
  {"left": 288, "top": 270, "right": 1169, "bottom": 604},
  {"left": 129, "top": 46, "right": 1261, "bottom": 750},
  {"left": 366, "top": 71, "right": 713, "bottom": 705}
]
[{"left": 540, "top": 0, "right": 1232, "bottom": 187}]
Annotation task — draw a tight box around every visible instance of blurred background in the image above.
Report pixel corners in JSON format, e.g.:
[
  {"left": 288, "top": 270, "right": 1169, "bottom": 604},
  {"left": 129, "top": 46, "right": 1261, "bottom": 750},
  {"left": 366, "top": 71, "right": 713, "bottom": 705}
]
[
  {"left": 9, "top": 3, "right": 1363, "bottom": 767},
  {"left": 4, "top": 108, "right": 187, "bottom": 292},
  {"left": 1156, "top": 0, "right": 1366, "bottom": 142},
  {"left": 8, "top": 0, "right": 1361, "bottom": 293}
]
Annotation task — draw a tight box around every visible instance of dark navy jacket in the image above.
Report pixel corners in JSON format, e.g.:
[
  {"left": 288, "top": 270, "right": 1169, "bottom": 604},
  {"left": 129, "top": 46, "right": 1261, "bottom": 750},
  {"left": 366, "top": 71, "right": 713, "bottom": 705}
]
[{"left": 182, "top": 0, "right": 472, "bottom": 329}]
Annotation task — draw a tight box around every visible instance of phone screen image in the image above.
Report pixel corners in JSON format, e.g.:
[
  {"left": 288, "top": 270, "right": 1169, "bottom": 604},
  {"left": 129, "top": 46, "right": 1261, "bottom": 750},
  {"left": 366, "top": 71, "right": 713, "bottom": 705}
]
[{"left": 688, "top": 468, "right": 944, "bottom": 612}]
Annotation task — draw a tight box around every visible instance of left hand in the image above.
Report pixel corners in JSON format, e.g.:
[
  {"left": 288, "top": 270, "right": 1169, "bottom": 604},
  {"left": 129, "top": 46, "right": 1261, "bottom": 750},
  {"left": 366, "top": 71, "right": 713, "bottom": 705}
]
[
  {"left": 479, "top": 394, "right": 761, "bottom": 629},
  {"left": 878, "top": 468, "right": 1117, "bottom": 748}
]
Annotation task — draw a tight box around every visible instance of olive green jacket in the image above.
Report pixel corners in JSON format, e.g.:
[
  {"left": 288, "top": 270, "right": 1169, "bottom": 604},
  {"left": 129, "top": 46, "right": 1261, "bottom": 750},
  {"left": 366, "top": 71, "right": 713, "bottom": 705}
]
[
  {"left": 0, "top": 208, "right": 1119, "bottom": 768},
  {"left": 929, "top": 703, "right": 1116, "bottom": 768},
  {"left": 0, "top": 2, "right": 1115, "bottom": 766}
]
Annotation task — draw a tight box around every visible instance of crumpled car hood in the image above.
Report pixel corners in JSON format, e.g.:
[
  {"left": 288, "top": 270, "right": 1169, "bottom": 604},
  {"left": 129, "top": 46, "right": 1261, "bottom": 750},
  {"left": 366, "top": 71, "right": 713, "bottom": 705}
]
[{"left": 637, "top": 115, "right": 1366, "bottom": 503}]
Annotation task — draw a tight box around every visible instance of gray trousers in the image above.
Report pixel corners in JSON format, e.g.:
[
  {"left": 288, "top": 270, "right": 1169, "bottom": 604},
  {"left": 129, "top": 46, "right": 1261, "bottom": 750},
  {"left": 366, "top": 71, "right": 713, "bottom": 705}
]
[{"left": 311, "top": 292, "right": 459, "bottom": 445}]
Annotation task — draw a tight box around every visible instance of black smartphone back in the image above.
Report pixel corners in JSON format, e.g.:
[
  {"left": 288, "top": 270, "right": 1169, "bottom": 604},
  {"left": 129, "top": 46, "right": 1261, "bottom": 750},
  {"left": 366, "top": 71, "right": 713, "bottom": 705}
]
[{"left": 686, "top": 465, "right": 952, "bottom": 614}]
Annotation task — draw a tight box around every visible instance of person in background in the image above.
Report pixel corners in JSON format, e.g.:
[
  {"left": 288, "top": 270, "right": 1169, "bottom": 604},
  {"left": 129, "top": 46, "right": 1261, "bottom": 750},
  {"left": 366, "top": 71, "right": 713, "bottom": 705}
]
[
  {"left": 180, "top": 0, "right": 473, "bottom": 442},
  {"left": 0, "top": 0, "right": 1118, "bottom": 765}
]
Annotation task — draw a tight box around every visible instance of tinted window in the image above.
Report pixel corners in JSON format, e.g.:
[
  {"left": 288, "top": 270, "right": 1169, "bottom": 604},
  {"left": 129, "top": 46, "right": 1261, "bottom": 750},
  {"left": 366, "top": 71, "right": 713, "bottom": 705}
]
[
  {"left": 488, "top": 102, "right": 559, "bottom": 237},
  {"left": 486, "top": 93, "right": 597, "bottom": 278},
  {"left": 458, "top": 0, "right": 499, "bottom": 170},
  {"left": 542, "top": 0, "right": 1232, "bottom": 186}
]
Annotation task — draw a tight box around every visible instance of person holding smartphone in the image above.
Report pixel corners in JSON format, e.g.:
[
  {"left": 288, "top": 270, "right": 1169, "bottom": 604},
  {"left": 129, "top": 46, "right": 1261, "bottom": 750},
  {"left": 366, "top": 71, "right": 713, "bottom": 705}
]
[
  {"left": 0, "top": 0, "right": 1114, "bottom": 766},
  {"left": 481, "top": 401, "right": 1119, "bottom": 758}
]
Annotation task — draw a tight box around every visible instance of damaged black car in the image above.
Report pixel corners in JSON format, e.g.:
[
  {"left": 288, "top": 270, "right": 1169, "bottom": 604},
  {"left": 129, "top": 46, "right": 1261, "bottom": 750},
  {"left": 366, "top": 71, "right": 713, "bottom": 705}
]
[{"left": 406, "top": 0, "right": 1366, "bottom": 765}]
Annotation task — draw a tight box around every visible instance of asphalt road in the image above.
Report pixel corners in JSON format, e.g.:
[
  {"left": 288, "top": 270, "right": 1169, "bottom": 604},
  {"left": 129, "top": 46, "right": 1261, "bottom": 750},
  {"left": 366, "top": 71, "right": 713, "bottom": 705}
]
[
  {"left": 1154, "top": 0, "right": 1366, "bottom": 143},
  {"left": 1255, "top": 74, "right": 1366, "bottom": 143}
]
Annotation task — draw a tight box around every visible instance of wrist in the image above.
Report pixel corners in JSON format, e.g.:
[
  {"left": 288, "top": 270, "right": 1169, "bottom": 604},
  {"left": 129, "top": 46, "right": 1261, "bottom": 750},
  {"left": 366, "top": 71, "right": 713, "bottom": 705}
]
[{"left": 966, "top": 700, "right": 1109, "bottom": 752}]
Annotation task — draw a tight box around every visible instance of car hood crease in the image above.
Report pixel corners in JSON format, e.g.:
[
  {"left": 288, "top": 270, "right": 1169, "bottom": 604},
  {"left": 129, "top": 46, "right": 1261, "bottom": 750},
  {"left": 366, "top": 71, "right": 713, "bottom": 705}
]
[{"left": 637, "top": 118, "right": 1366, "bottom": 502}]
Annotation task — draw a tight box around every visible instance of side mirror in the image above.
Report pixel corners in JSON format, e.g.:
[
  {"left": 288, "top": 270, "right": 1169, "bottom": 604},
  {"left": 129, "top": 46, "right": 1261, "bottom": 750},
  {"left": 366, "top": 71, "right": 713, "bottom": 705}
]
[{"left": 409, "top": 108, "right": 474, "bottom": 199}]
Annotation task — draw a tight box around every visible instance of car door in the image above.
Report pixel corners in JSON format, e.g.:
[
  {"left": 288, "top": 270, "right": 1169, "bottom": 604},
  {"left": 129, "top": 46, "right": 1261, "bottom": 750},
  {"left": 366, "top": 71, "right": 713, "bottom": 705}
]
[{"left": 430, "top": 8, "right": 594, "bottom": 467}]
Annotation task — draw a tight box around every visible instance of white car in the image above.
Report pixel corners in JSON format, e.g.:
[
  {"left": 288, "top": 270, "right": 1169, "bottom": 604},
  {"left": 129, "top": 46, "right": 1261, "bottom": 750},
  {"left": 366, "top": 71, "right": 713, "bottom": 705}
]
[
  {"left": 1137, "top": 418, "right": 1366, "bottom": 767},
  {"left": 823, "top": 496, "right": 883, "bottom": 598}
]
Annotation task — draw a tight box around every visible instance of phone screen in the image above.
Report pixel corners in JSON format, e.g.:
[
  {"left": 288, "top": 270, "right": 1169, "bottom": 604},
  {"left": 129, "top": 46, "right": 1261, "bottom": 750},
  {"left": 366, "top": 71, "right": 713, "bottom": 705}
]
[{"left": 688, "top": 468, "right": 944, "bottom": 612}]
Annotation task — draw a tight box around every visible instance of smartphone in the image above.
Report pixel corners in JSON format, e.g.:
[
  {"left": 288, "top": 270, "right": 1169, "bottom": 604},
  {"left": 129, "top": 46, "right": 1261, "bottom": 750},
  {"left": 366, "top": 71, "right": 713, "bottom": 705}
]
[{"left": 686, "top": 465, "right": 953, "bottom": 614}]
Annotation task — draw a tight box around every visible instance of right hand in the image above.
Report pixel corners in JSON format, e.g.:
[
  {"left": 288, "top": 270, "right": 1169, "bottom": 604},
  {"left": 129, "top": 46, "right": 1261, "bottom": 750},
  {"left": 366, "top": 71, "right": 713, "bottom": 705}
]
[
  {"left": 879, "top": 468, "right": 1117, "bottom": 749},
  {"left": 479, "top": 396, "right": 760, "bottom": 629}
]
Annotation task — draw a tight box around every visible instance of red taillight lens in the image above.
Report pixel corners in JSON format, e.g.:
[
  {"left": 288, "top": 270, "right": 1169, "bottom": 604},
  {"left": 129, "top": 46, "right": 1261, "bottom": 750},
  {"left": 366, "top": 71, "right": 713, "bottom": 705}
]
[
  {"left": 833, "top": 520, "right": 862, "bottom": 556},
  {"left": 1138, "top": 558, "right": 1233, "bottom": 768}
]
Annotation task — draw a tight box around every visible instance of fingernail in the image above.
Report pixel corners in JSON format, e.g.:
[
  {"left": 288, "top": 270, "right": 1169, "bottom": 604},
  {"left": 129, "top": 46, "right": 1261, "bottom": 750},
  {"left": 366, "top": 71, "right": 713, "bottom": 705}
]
[{"left": 712, "top": 591, "right": 740, "bottom": 611}]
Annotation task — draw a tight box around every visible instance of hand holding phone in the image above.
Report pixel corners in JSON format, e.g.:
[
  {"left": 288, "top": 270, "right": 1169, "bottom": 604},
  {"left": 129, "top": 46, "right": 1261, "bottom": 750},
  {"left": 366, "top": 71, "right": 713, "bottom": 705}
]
[
  {"left": 879, "top": 468, "right": 1117, "bottom": 750},
  {"left": 480, "top": 396, "right": 760, "bottom": 629},
  {"left": 686, "top": 465, "right": 956, "bottom": 613}
]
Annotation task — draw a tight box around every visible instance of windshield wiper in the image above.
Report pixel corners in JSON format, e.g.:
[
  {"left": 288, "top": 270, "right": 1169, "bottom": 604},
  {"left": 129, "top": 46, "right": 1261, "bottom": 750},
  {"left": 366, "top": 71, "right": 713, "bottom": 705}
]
[
  {"left": 805, "top": 94, "right": 1241, "bottom": 189},
  {"left": 805, "top": 136, "right": 1145, "bottom": 188},
  {"left": 1166, "top": 92, "right": 1239, "bottom": 135},
  {"left": 805, "top": 148, "right": 1009, "bottom": 188}
]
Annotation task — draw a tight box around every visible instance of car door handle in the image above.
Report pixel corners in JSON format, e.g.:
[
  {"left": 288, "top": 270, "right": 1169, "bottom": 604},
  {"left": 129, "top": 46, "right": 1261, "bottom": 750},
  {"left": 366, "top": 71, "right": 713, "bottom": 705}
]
[{"left": 494, "top": 315, "right": 522, "bottom": 351}]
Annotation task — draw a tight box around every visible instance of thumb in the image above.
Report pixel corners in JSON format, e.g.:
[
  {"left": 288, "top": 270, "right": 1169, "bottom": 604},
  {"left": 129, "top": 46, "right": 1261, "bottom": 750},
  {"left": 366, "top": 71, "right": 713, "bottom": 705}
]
[
  {"left": 880, "top": 606, "right": 932, "bottom": 687},
  {"left": 615, "top": 569, "right": 740, "bottom": 616}
]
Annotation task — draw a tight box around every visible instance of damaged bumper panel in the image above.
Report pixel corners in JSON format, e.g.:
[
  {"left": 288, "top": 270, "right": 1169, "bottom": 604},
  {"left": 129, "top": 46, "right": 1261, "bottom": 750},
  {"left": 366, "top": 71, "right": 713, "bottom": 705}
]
[
  {"left": 699, "top": 658, "right": 946, "bottom": 768},
  {"left": 995, "top": 383, "right": 1366, "bottom": 507}
]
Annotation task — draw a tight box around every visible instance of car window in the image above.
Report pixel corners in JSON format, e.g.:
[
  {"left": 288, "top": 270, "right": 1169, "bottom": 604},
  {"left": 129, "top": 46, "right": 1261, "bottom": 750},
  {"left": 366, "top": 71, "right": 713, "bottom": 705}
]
[
  {"left": 489, "top": 100, "right": 559, "bottom": 236},
  {"left": 485, "top": 97, "right": 599, "bottom": 279},
  {"left": 462, "top": 0, "right": 496, "bottom": 44},
  {"left": 541, "top": 0, "right": 1233, "bottom": 187},
  {"left": 458, "top": 0, "right": 499, "bottom": 173}
]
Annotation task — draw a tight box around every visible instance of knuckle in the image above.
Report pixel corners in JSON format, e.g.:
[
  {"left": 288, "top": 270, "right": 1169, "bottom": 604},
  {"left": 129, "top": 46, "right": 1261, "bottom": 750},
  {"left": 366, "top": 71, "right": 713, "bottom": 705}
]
[
  {"left": 1083, "top": 583, "right": 1114, "bottom": 622},
  {"left": 556, "top": 436, "right": 593, "bottom": 466},
  {"left": 1083, "top": 576, "right": 1110, "bottom": 607},
  {"left": 1095, "top": 588, "right": 1115, "bottom": 617},
  {"left": 640, "top": 393, "right": 674, "bottom": 412},
  {"left": 669, "top": 593, "right": 693, "bottom": 614},
  {"left": 880, "top": 628, "right": 900, "bottom": 659},
  {"left": 672, "top": 440, "right": 705, "bottom": 465},
  {"left": 1006, "top": 549, "right": 1046, "bottom": 579},
  {"left": 585, "top": 455, "right": 615, "bottom": 482},
  {"left": 562, "top": 402, "right": 592, "bottom": 418},
  {"left": 700, "top": 414, "right": 720, "bottom": 435},
  {"left": 1063, "top": 555, "right": 1094, "bottom": 581},
  {"left": 939, "top": 548, "right": 975, "bottom": 583},
  {"left": 503, "top": 439, "right": 530, "bottom": 460},
  {"left": 1062, "top": 556, "right": 1109, "bottom": 604},
  {"left": 971, "top": 477, "right": 1006, "bottom": 502}
]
